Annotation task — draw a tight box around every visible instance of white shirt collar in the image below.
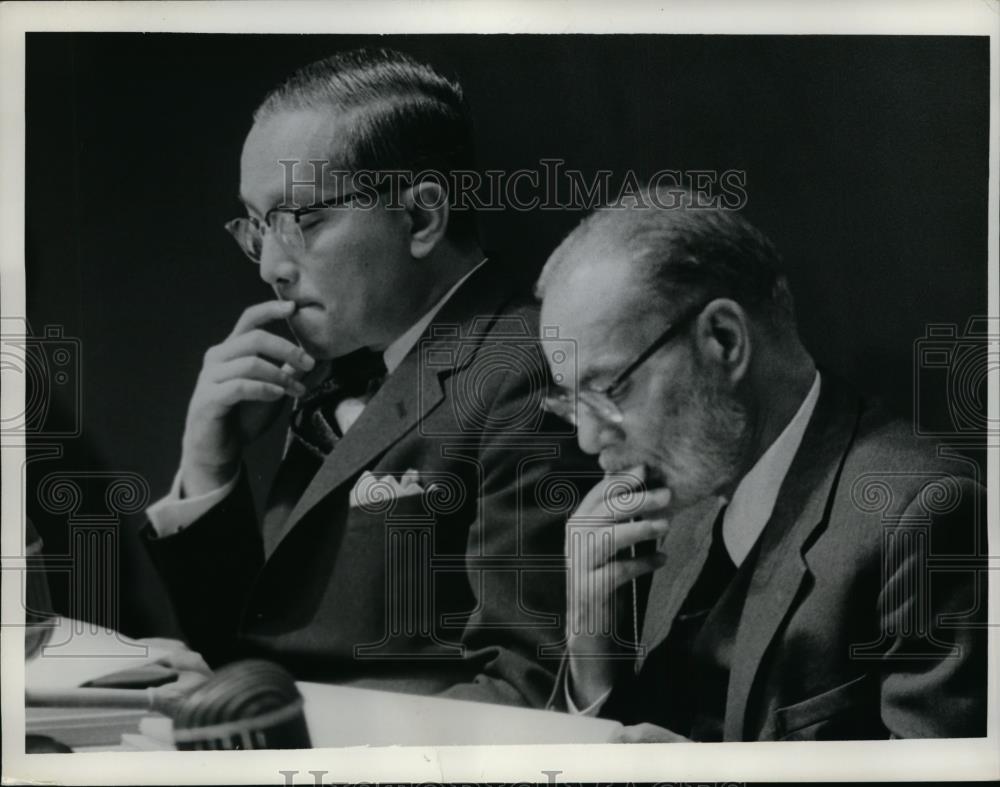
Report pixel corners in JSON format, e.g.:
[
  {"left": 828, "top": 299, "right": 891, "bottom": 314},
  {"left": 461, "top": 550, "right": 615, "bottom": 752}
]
[
  {"left": 381, "top": 258, "right": 489, "bottom": 373},
  {"left": 721, "top": 371, "right": 822, "bottom": 566}
]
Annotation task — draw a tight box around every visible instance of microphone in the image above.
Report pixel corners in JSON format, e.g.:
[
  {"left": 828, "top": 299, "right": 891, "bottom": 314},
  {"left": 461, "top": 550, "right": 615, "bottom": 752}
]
[{"left": 171, "top": 659, "right": 311, "bottom": 750}]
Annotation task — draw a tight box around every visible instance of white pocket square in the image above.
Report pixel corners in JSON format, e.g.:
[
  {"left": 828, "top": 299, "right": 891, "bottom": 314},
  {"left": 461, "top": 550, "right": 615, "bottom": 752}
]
[{"left": 349, "top": 469, "right": 425, "bottom": 510}]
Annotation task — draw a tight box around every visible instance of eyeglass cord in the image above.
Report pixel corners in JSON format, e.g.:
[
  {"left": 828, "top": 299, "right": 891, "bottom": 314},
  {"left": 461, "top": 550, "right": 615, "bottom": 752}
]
[{"left": 630, "top": 545, "right": 639, "bottom": 653}]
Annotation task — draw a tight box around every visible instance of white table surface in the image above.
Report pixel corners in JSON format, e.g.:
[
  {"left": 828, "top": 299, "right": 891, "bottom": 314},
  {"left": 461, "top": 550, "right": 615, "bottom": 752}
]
[{"left": 24, "top": 620, "right": 620, "bottom": 748}]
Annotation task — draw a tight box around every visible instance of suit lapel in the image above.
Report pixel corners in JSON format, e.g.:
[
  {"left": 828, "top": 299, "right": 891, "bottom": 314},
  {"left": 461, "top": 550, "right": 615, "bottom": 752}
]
[
  {"left": 636, "top": 496, "right": 723, "bottom": 670},
  {"left": 264, "top": 352, "right": 443, "bottom": 556},
  {"left": 722, "top": 377, "right": 861, "bottom": 740},
  {"left": 263, "top": 261, "right": 517, "bottom": 558}
]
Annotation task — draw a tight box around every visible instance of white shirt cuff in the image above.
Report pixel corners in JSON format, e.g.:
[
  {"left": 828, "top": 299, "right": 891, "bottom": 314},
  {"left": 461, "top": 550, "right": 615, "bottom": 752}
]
[
  {"left": 146, "top": 469, "right": 239, "bottom": 537},
  {"left": 565, "top": 674, "right": 613, "bottom": 716}
]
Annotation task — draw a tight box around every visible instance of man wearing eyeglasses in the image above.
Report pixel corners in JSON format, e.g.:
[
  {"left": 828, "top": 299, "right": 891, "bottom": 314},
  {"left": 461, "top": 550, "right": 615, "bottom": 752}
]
[
  {"left": 141, "top": 48, "right": 595, "bottom": 707},
  {"left": 537, "top": 190, "right": 986, "bottom": 740}
]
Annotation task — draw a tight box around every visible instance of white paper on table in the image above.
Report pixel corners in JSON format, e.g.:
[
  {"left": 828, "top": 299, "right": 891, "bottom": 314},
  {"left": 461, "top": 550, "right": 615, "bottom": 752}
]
[
  {"left": 299, "top": 682, "right": 622, "bottom": 746},
  {"left": 25, "top": 617, "right": 174, "bottom": 691}
]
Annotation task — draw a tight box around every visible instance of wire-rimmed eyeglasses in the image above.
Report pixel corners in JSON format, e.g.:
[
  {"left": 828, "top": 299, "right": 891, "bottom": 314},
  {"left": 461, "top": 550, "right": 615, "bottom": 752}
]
[{"left": 543, "top": 299, "right": 710, "bottom": 426}]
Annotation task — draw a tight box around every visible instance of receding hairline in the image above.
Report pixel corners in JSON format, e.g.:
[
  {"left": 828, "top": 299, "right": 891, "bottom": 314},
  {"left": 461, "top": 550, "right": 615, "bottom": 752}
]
[
  {"left": 537, "top": 209, "right": 648, "bottom": 299},
  {"left": 237, "top": 107, "right": 362, "bottom": 212},
  {"left": 537, "top": 196, "right": 795, "bottom": 334},
  {"left": 243, "top": 103, "right": 367, "bottom": 163}
]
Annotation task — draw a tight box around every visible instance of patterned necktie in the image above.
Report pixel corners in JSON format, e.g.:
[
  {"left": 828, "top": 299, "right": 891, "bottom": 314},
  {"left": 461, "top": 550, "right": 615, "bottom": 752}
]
[{"left": 288, "top": 348, "right": 388, "bottom": 457}]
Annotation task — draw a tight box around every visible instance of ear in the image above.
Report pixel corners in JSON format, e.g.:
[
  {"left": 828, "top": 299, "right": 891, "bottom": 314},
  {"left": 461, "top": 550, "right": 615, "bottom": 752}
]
[
  {"left": 692, "top": 298, "right": 752, "bottom": 384},
  {"left": 403, "top": 181, "right": 450, "bottom": 259}
]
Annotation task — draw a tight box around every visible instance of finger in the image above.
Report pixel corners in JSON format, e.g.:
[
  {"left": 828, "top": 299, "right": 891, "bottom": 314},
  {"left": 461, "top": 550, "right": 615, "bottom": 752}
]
[
  {"left": 593, "top": 466, "right": 652, "bottom": 519},
  {"left": 608, "top": 487, "right": 672, "bottom": 522},
  {"left": 212, "top": 330, "right": 314, "bottom": 373},
  {"left": 165, "top": 669, "right": 211, "bottom": 694},
  {"left": 278, "top": 360, "right": 326, "bottom": 389},
  {"left": 569, "top": 478, "right": 645, "bottom": 529},
  {"left": 230, "top": 300, "right": 296, "bottom": 335},
  {"left": 566, "top": 518, "right": 669, "bottom": 567},
  {"left": 567, "top": 522, "right": 622, "bottom": 572},
  {"left": 209, "top": 357, "right": 307, "bottom": 397},
  {"left": 574, "top": 465, "right": 644, "bottom": 513},
  {"left": 603, "top": 551, "right": 667, "bottom": 589},
  {"left": 611, "top": 517, "right": 671, "bottom": 550},
  {"left": 152, "top": 669, "right": 212, "bottom": 709},
  {"left": 279, "top": 361, "right": 312, "bottom": 383},
  {"left": 213, "top": 379, "right": 288, "bottom": 408},
  {"left": 573, "top": 554, "right": 666, "bottom": 614},
  {"left": 154, "top": 649, "right": 213, "bottom": 678},
  {"left": 598, "top": 464, "right": 646, "bottom": 497}
]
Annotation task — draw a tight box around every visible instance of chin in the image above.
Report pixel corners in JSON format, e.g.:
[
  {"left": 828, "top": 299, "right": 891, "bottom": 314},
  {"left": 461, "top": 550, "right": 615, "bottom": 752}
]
[
  {"left": 662, "top": 484, "right": 702, "bottom": 515},
  {"left": 301, "top": 332, "right": 361, "bottom": 361},
  {"left": 673, "top": 466, "right": 735, "bottom": 513},
  {"left": 295, "top": 335, "right": 330, "bottom": 360}
]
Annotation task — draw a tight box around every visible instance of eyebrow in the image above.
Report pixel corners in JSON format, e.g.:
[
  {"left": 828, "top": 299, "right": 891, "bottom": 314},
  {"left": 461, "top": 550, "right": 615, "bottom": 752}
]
[{"left": 238, "top": 191, "right": 292, "bottom": 217}]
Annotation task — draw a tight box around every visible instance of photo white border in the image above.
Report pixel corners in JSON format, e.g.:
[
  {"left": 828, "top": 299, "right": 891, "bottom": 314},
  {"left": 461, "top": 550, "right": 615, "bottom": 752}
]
[{"left": 1, "top": 1, "right": 997, "bottom": 783}]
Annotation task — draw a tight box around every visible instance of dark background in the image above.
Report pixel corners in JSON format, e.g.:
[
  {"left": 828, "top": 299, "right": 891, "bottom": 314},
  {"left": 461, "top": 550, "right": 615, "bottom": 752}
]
[{"left": 23, "top": 33, "right": 989, "bottom": 637}]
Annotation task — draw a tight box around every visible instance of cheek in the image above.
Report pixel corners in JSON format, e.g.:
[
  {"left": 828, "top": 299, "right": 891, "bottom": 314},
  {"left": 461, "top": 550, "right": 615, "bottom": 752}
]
[
  {"left": 307, "top": 263, "right": 350, "bottom": 311},
  {"left": 302, "top": 237, "right": 370, "bottom": 295},
  {"left": 619, "top": 407, "right": 678, "bottom": 472},
  {"left": 636, "top": 391, "right": 709, "bottom": 477},
  {"left": 639, "top": 380, "right": 687, "bottom": 442}
]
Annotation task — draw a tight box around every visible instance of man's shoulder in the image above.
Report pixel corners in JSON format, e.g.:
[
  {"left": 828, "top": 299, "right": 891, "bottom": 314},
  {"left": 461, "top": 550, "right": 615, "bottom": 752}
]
[
  {"left": 460, "top": 280, "right": 542, "bottom": 338},
  {"left": 435, "top": 269, "right": 548, "bottom": 360},
  {"left": 450, "top": 289, "right": 549, "bottom": 389},
  {"left": 824, "top": 388, "right": 983, "bottom": 541},
  {"left": 803, "top": 383, "right": 983, "bottom": 572},
  {"left": 847, "top": 396, "right": 981, "bottom": 486}
]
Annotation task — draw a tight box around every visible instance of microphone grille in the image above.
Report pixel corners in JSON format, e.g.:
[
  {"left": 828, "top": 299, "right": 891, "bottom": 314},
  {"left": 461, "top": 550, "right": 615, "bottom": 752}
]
[{"left": 172, "top": 659, "right": 311, "bottom": 750}]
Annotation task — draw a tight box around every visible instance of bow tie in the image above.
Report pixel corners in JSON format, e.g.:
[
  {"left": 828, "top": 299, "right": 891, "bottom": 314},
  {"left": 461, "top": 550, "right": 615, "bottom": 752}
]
[{"left": 290, "top": 348, "right": 388, "bottom": 457}]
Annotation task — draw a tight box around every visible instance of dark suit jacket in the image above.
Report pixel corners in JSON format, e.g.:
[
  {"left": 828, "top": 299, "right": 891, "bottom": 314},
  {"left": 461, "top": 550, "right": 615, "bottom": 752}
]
[
  {"left": 144, "top": 262, "right": 597, "bottom": 707},
  {"left": 551, "top": 377, "right": 987, "bottom": 739}
]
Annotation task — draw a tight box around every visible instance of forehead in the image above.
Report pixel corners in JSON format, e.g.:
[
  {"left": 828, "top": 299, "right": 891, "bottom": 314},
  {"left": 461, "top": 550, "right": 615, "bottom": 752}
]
[
  {"left": 239, "top": 109, "right": 350, "bottom": 210},
  {"left": 541, "top": 251, "right": 663, "bottom": 382}
]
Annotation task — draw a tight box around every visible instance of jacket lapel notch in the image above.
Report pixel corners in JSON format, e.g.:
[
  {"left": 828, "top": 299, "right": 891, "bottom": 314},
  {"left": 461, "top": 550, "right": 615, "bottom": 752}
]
[
  {"left": 263, "top": 260, "right": 513, "bottom": 558},
  {"left": 266, "top": 351, "right": 445, "bottom": 558}
]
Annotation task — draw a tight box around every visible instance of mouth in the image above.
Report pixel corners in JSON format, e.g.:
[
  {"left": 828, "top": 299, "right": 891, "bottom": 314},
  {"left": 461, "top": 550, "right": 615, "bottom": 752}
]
[
  {"left": 599, "top": 459, "right": 667, "bottom": 488},
  {"left": 599, "top": 459, "right": 643, "bottom": 476},
  {"left": 643, "top": 464, "right": 668, "bottom": 488}
]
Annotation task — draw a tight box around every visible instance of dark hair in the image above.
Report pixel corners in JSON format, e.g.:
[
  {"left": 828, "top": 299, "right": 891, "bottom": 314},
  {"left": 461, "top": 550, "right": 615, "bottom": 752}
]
[
  {"left": 537, "top": 187, "right": 795, "bottom": 332},
  {"left": 255, "top": 47, "right": 478, "bottom": 243}
]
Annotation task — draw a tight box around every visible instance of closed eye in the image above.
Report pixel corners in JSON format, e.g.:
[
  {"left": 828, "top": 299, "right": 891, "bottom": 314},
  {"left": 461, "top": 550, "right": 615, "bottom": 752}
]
[
  {"left": 599, "top": 376, "right": 632, "bottom": 402},
  {"left": 296, "top": 211, "right": 325, "bottom": 231},
  {"left": 547, "top": 383, "right": 573, "bottom": 400}
]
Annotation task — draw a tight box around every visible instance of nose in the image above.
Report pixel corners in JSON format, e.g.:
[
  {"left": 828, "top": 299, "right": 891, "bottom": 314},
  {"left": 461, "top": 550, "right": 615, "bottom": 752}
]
[
  {"left": 258, "top": 232, "right": 299, "bottom": 288},
  {"left": 575, "top": 408, "right": 624, "bottom": 457}
]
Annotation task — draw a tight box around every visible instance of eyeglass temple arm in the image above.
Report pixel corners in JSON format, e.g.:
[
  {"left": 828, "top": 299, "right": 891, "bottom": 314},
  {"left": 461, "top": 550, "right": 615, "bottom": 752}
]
[
  {"left": 602, "top": 302, "right": 709, "bottom": 396},
  {"left": 602, "top": 323, "right": 680, "bottom": 396}
]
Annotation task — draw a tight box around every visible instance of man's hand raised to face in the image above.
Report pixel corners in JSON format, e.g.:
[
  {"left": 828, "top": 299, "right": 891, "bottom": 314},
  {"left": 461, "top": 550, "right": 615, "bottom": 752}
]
[
  {"left": 565, "top": 465, "right": 671, "bottom": 709},
  {"left": 179, "top": 300, "right": 316, "bottom": 497}
]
